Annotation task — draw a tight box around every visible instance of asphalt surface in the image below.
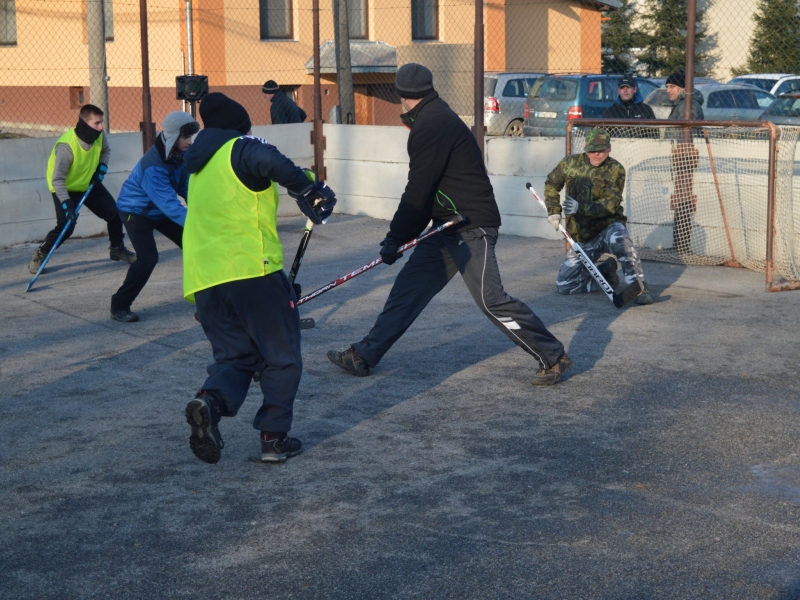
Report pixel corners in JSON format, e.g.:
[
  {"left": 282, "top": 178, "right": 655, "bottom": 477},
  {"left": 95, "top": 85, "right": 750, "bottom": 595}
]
[{"left": 2, "top": 213, "right": 800, "bottom": 599}]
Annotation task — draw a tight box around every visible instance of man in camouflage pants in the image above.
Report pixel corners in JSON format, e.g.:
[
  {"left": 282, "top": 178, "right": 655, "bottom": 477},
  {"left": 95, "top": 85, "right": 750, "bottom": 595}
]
[{"left": 544, "top": 128, "right": 653, "bottom": 306}]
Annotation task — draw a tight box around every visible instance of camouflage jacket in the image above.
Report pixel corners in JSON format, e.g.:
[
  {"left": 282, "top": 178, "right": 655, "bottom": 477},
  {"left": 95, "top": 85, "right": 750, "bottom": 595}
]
[{"left": 544, "top": 153, "right": 626, "bottom": 242}]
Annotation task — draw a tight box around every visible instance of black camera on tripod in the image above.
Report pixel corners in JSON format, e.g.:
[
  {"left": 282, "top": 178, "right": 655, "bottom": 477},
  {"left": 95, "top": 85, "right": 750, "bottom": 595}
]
[{"left": 176, "top": 75, "right": 209, "bottom": 101}]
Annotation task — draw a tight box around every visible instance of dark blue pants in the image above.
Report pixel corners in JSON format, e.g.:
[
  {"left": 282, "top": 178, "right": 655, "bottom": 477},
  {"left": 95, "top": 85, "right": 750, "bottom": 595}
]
[
  {"left": 111, "top": 212, "right": 183, "bottom": 311},
  {"left": 40, "top": 185, "right": 124, "bottom": 254},
  {"left": 352, "top": 226, "right": 565, "bottom": 370},
  {"left": 195, "top": 272, "right": 301, "bottom": 434}
]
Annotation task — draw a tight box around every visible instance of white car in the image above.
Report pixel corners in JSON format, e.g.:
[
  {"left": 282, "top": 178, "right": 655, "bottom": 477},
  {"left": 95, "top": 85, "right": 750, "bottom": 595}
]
[
  {"left": 644, "top": 83, "right": 775, "bottom": 121},
  {"left": 728, "top": 74, "right": 800, "bottom": 97}
]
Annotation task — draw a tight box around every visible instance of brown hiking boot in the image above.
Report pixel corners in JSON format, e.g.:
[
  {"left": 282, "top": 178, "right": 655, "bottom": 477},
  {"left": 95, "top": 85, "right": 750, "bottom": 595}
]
[
  {"left": 109, "top": 244, "right": 137, "bottom": 264},
  {"left": 28, "top": 248, "right": 46, "bottom": 274},
  {"left": 531, "top": 353, "right": 573, "bottom": 386},
  {"left": 327, "top": 347, "right": 370, "bottom": 377}
]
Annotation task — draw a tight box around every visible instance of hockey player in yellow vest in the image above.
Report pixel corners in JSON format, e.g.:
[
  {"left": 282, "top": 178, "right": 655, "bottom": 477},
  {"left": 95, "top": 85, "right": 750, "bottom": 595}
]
[
  {"left": 182, "top": 93, "right": 336, "bottom": 465},
  {"left": 29, "top": 104, "right": 136, "bottom": 274}
]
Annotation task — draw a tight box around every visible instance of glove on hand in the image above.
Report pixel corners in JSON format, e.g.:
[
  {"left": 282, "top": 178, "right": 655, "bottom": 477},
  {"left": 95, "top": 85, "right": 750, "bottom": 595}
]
[
  {"left": 379, "top": 236, "right": 403, "bottom": 265},
  {"left": 548, "top": 214, "right": 561, "bottom": 232},
  {"left": 61, "top": 200, "right": 77, "bottom": 223},
  {"left": 292, "top": 283, "right": 302, "bottom": 299},
  {"left": 290, "top": 180, "right": 337, "bottom": 225},
  {"left": 562, "top": 196, "right": 579, "bottom": 215},
  {"left": 94, "top": 163, "right": 108, "bottom": 183}
]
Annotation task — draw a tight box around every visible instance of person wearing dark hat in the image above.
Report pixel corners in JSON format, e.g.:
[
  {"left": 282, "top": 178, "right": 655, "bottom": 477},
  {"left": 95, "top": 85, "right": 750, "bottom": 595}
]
[
  {"left": 182, "top": 92, "right": 336, "bottom": 465},
  {"left": 262, "top": 79, "right": 305, "bottom": 124},
  {"left": 665, "top": 71, "right": 704, "bottom": 120},
  {"left": 109, "top": 111, "right": 200, "bottom": 323},
  {"left": 602, "top": 74, "right": 656, "bottom": 120},
  {"left": 326, "top": 63, "right": 571, "bottom": 386},
  {"left": 29, "top": 103, "right": 136, "bottom": 275},
  {"left": 544, "top": 128, "right": 653, "bottom": 306}
]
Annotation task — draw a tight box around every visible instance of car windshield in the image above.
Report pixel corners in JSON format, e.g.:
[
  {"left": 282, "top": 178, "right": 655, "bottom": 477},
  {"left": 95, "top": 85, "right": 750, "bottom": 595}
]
[
  {"left": 531, "top": 78, "right": 578, "bottom": 101},
  {"left": 730, "top": 77, "right": 778, "bottom": 92},
  {"left": 764, "top": 95, "right": 800, "bottom": 116},
  {"left": 484, "top": 77, "right": 498, "bottom": 97}
]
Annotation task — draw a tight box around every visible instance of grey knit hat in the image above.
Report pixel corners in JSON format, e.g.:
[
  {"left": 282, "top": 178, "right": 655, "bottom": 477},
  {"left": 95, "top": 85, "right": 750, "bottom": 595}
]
[
  {"left": 160, "top": 111, "right": 200, "bottom": 160},
  {"left": 395, "top": 63, "right": 434, "bottom": 99}
]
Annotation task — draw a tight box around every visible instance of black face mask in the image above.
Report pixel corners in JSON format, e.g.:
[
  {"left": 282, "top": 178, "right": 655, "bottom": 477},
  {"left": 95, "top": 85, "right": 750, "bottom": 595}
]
[{"left": 75, "top": 116, "right": 102, "bottom": 145}]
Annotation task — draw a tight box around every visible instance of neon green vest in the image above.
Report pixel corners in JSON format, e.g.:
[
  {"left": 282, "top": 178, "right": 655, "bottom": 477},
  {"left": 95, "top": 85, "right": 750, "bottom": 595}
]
[
  {"left": 46, "top": 129, "right": 103, "bottom": 193},
  {"left": 183, "top": 137, "right": 283, "bottom": 302}
]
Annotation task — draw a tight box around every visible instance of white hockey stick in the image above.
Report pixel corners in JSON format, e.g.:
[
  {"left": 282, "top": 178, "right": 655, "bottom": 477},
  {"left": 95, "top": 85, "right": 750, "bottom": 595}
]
[{"left": 526, "top": 183, "right": 642, "bottom": 308}]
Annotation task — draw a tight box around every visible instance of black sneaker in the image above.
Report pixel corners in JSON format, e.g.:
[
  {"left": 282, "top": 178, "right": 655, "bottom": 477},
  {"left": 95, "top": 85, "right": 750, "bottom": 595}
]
[
  {"left": 596, "top": 257, "right": 619, "bottom": 290},
  {"left": 110, "top": 308, "right": 139, "bottom": 323},
  {"left": 185, "top": 392, "right": 224, "bottom": 464},
  {"left": 636, "top": 283, "right": 654, "bottom": 306},
  {"left": 109, "top": 244, "right": 137, "bottom": 264},
  {"left": 28, "top": 248, "right": 47, "bottom": 274},
  {"left": 261, "top": 432, "right": 302, "bottom": 463},
  {"left": 531, "top": 353, "right": 573, "bottom": 386},
  {"left": 327, "top": 347, "right": 370, "bottom": 377}
]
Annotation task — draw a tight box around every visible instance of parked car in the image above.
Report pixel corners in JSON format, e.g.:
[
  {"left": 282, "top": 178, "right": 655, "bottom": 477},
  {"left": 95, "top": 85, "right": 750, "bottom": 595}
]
[
  {"left": 522, "top": 74, "right": 659, "bottom": 136},
  {"left": 648, "top": 76, "right": 719, "bottom": 88},
  {"left": 759, "top": 92, "right": 800, "bottom": 126},
  {"left": 644, "top": 83, "right": 775, "bottom": 120},
  {"left": 728, "top": 74, "right": 800, "bottom": 97},
  {"left": 484, "top": 72, "right": 546, "bottom": 136}
]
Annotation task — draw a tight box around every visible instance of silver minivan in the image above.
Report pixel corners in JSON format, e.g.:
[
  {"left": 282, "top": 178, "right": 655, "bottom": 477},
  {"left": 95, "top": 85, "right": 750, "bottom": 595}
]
[
  {"left": 484, "top": 72, "right": 546, "bottom": 136},
  {"left": 644, "top": 83, "right": 775, "bottom": 120}
]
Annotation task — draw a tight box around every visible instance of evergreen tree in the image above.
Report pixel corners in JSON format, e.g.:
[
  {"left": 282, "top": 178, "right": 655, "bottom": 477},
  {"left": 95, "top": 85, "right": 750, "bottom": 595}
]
[
  {"left": 601, "top": 0, "right": 640, "bottom": 74},
  {"left": 733, "top": 0, "right": 800, "bottom": 75},
  {"left": 635, "top": 0, "right": 710, "bottom": 77}
]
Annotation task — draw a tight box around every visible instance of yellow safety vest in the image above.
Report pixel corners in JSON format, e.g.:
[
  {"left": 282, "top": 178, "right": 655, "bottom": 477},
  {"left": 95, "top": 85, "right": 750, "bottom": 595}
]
[
  {"left": 183, "top": 137, "right": 283, "bottom": 302},
  {"left": 46, "top": 129, "right": 103, "bottom": 193}
]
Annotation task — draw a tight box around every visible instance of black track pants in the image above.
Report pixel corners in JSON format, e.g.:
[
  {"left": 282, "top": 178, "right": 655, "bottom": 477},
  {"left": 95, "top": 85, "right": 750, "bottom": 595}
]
[
  {"left": 40, "top": 185, "right": 124, "bottom": 254},
  {"left": 352, "top": 226, "right": 565, "bottom": 370},
  {"left": 110, "top": 212, "right": 183, "bottom": 311},
  {"left": 195, "top": 273, "right": 301, "bottom": 434}
]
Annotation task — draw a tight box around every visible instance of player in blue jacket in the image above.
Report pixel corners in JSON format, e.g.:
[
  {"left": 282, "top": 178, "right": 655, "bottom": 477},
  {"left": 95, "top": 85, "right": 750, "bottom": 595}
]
[{"left": 109, "top": 111, "right": 200, "bottom": 322}]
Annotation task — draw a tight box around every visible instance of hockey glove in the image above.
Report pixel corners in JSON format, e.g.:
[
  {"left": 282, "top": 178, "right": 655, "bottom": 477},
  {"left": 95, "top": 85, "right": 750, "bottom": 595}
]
[
  {"left": 289, "top": 180, "right": 337, "bottom": 225},
  {"left": 94, "top": 163, "right": 108, "bottom": 183},
  {"left": 562, "top": 196, "right": 579, "bottom": 215},
  {"left": 548, "top": 214, "right": 561, "bottom": 232},
  {"left": 61, "top": 200, "right": 77, "bottom": 223},
  {"left": 379, "top": 236, "right": 403, "bottom": 265}
]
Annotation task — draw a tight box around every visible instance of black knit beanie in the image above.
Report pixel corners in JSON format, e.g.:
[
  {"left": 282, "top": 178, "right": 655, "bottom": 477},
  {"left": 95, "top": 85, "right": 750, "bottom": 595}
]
[
  {"left": 395, "top": 63, "right": 434, "bottom": 99},
  {"left": 199, "top": 92, "right": 252, "bottom": 133},
  {"left": 666, "top": 71, "right": 686, "bottom": 88}
]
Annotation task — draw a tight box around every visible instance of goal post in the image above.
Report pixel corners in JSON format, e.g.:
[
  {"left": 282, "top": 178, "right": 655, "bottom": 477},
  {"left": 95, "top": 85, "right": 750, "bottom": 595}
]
[{"left": 566, "top": 119, "right": 800, "bottom": 293}]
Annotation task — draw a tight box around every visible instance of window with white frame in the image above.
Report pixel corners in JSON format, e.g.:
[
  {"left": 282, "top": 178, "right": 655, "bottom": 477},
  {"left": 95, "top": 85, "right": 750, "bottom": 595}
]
[{"left": 260, "top": 0, "right": 293, "bottom": 40}]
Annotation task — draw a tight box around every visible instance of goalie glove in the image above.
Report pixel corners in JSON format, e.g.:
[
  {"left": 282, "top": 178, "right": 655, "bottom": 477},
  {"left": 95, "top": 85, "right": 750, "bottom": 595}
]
[
  {"left": 289, "top": 170, "right": 337, "bottom": 225},
  {"left": 562, "top": 196, "right": 579, "bottom": 215}
]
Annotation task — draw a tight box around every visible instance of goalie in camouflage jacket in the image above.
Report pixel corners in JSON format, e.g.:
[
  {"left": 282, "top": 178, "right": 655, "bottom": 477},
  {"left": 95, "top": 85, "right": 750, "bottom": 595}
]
[{"left": 544, "top": 128, "right": 653, "bottom": 304}]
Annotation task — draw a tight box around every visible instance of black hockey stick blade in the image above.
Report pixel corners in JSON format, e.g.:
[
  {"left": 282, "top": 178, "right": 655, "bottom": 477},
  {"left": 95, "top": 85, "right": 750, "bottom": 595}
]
[
  {"left": 299, "top": 317, "right": 315, "bottom": 329},
  {"left": 612, "top": 281, "right": 644, "bottom": 308}
]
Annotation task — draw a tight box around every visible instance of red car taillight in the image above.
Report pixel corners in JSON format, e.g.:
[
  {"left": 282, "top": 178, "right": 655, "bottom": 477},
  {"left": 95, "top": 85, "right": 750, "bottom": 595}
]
[
  {"left": 524, "top": 103, "right": 529, "bottom": 119},
  {"left": 567, "top": 106, "right": 583, "bottom": 120},
  {"left": 485, "top": 97, "right": 500, "bottom": 113}
]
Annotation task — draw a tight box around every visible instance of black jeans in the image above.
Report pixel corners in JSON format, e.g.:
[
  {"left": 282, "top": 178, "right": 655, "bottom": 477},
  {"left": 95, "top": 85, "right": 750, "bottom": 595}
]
[
  {"left": 40, "top": 184, "right": 124, "bottom": 254},
  {"left": 111, "top": 212, "right": 183, "bottom": 311},
  {"left": 352, "top": 225, "right": 565, "bottom": 370},
  {"left": 195, "top": 273, "right": 302, "bottom": 434}
]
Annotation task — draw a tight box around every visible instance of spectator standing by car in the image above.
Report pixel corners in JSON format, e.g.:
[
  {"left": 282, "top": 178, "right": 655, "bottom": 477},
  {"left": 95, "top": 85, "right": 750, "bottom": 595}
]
[
  {"left": 109, "top": 111, "right": 200, "bottom": 323},
  {"left": 666, "top": 71, "right": 703, "bottom": 256},
  {"left": 602, "top": 74, "right": 656, "bottom": 120},
  {"left": 29, "top": 104, "right": 136, "bottom": 274},
  {"left": 326, "top": 63, "right": 571, "bottom": 386},
  {"left": 544, "top": 128, "right": 653, "bottom": 306},
  {"left": 262, "top": 80, "right": 306, "bottom": 124}
]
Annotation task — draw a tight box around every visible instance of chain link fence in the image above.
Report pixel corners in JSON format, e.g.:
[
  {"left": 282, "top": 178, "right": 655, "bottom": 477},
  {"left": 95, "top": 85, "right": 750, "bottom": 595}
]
[{"left": 1, "top": 1, "right": 800, "bottom": 138}]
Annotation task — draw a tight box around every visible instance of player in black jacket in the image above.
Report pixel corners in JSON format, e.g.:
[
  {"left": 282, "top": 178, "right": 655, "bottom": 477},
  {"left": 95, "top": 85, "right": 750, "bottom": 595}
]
[
  {"left": 601, "top": 74, "right": 656, "bottom": 120},
  {"left": 327, "top": 63, "right": 571, "bottom": 386}
]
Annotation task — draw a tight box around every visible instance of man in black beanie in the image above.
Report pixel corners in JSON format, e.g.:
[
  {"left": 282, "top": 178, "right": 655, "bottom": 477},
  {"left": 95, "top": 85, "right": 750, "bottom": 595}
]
[
  {"left": 327, "top": 63, "right": 570, "bottom": 386},
  {"left": 262, "top": 79, "right": 305, "bottom": 124},
  {"left": 182, "top": 92, "right": 336, "bottom": 465},
  {"left": 666, "top": 71, "right": 704, "bottom": 120}
]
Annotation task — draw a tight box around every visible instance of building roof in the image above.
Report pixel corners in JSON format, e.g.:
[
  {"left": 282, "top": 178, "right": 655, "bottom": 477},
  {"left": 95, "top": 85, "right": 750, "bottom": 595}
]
[{"left": 305, "top": 41, "right": 397, "bottom": 74}]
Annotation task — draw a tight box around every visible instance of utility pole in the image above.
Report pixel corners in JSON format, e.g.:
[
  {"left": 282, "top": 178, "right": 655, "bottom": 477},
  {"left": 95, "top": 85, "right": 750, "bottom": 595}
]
[
  {"left": 333, "top": 0, "right": 356, "bottom": 123},
  {"left": 87, "top": 0, "right": 110, "bottom": 127}
]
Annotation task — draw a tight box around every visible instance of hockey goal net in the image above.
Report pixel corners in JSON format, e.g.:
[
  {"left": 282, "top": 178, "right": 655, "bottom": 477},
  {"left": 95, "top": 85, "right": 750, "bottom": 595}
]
[{"left": 567, "top": 120, "right": 800, "bottom": 292}]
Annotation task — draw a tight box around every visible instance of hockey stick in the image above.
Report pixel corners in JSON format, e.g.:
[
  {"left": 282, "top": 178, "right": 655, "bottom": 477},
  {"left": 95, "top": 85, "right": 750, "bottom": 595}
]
[
  {"left": 297, "top": 214, "right": 466, "bottom": 306},
  {"left": 526, "top": 183, "right": 641, "bottom": 308},
  {"left": 26, "top": 182, "right": 95, "bottom": 292},
  {"left": 289, "top": 218, "right": 317, "bottom": 330}
]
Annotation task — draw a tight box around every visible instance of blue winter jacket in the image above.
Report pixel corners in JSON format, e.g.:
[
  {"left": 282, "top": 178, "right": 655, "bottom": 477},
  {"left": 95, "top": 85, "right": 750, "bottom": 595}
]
[{"left": 116, "top": 137, "right": 190, "bottom": 226}]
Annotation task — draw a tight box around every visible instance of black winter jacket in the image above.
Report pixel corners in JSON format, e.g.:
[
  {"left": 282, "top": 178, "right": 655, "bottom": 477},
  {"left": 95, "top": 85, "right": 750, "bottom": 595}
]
[
  {"left": 389, "top": 91, "right": 500, "bottom": 241},
  {"left": 601, "top": 91, "right": 656, "bottom": 120},
  {"left": 270, "top": 91, "right": 303, "bottom": 125}
]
